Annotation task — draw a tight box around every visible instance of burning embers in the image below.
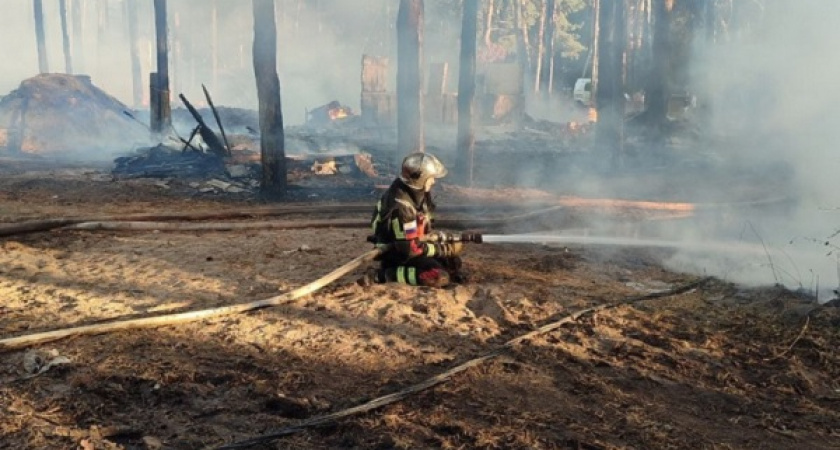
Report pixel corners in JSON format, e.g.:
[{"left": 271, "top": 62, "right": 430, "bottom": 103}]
[{"left": 306, "top": 100, "right": 356, "bottom": 127}]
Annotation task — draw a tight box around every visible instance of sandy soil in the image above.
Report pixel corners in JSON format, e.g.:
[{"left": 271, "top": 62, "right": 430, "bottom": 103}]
[{"left": 1, "top": 164, "right": 838, "bottom": 450}]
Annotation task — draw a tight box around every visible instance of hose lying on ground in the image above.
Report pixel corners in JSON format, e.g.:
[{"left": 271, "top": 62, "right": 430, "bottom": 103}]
[
  {"left": 0, "top": 249, "right": 381, "bottom": 352},
  {"left": 215, "top": 276, "right": 713, "bottom": 449},
  {"left": 60, "top": 206, "right": 567, "bottom": 233}
]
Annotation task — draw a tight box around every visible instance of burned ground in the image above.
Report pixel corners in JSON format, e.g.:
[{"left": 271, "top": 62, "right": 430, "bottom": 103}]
[{"left": 0, "top": 163, "right": 838, "bottom": 450}]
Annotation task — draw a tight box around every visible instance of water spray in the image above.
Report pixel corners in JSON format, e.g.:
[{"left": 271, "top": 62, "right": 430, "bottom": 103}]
[
  {"left": 480, "top": 233, "right": 770, "bottom": 255},
  {"left": 428, "top": 231, "right": 772, "bottom": 257}
]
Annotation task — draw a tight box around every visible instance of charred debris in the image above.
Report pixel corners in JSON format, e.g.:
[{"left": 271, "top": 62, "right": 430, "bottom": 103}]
[
  {"left": 111, "top": 87, "right": 592, "bottom": 199},
  {"left": 0, "top": 74, "right": 595, "bottom": 199},
  {"left": 113, "top": 92, "right": 381, "bottom": 197}
]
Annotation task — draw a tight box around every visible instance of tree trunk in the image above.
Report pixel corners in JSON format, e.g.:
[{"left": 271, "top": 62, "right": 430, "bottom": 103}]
[
  {"left": 127, "top": 0, "right": 143, "bottom": 107},
  {"left": 514, "top": 0, "right": 529, "bottom": 93},
  {"left": 71, "top": 0, "right": 85, "bottom": 73},
  {"left": 624, "top": 0, "right": 638, "bottom": 89},
  {"left": 676, "top": 0, "right": 704, "bottom": 88},
  {"left": 397, "top": 0, "right": 425, "bottom": 156},
  {"left": 705, "top": 0, "right": 716, "bottom": 43},
  {"left": 637, "top": 0, "right": 648, "bottom": 50},
  {"left": 646, "top": 0, "right": 671, "bottom": 128},
  {"left": 540, "top": 0, "right": 556, "bottom": 96},
  {"left": 628, "top": 0, "right": 650, "bottom": 91},
  {"left": 59, "top": 0, "right": 73, "bottom": 73},
  {"left": 533, "top": 0, "right": 546, "bottom": 94},
  {"left": 631, "top": 0, "right": 653, "bottom": 92},
  {"left": 517, "top": 0, "right": 533, "bottom": 82},
  {"left": 33, "top": 0, "right": 49, "bottom": 73},
  {"left": 591, "top": 0, "right": 600, "bottom": 98},
  {"left": 253, "top": 0, "right": 287, "bottom": 198},
  {"left": 595, "top": 0, "right": 627, "bottom": 169},
  {"left": 644, "top": 0, "right": 653, "bottom": 60},
  {"left": 153, "top": 0, "right": 171, "bottom": 133},
  {"left": 456, "top": 0, "right": 479, "bottom": 185},
  {"left": 484, "top": 0, "right": 495, "bottom": 48}
]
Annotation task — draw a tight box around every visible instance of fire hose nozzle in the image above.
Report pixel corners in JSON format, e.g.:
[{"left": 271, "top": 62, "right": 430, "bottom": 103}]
[
  {"left": 459, "top": 233, "right": 483, "bottom": 244},
  {"left": 424, "top": 232, "right": 483, "bottom": 244}
]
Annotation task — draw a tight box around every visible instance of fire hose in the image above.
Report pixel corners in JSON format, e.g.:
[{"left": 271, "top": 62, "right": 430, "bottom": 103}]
[
  {"left": 0, "top": 249, "right": 383, "bottom": 351},
  {"left": 0, "top": 233, "right": 484, "bottom": 352},
  {"left": 215, "top": 276, "right": 712, "bottom": 449}
]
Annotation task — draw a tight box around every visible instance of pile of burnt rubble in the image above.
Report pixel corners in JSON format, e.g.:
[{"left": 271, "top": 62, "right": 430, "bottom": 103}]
[
  {"left": 112, "top": 140, "right": 380, "bottom": 196},
  {"left": 111, "top": 95, "right": 384, "bottom": 196}
]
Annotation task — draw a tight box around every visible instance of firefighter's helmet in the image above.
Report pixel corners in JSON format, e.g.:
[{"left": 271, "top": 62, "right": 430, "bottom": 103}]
[{"left": 400, "top": 152, "right": 448, "bottom": 190}]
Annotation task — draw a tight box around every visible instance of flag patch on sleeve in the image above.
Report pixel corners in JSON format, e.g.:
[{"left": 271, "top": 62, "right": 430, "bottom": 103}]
[{"left": 404, "top": 220, "right": 418, "bottom": 239}]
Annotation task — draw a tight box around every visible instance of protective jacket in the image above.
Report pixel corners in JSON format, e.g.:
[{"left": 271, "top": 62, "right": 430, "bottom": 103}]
[{"left": 370, "top": 178, "right": 447, "bottom": 263}]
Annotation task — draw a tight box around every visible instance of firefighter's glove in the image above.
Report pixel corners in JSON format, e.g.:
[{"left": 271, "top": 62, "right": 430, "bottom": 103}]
[
  {"left": 440, "top": 241, "right": 464, "bottom": 257},
  {"left": 430, "top": 231, "right": 461, "bottom": 244},
  {"left": 425, "top": 231, "right": 445, "bottom": 243},
  {"left": 373, "top": 242, "right": 394, "bottom": 261}
]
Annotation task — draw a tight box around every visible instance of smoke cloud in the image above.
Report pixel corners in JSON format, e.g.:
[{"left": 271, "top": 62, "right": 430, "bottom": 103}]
[{"left": 661, "top": 0, "right": 840, "bottom": 298}]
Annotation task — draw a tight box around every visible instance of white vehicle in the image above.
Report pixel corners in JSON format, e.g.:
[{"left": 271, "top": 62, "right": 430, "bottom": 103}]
[
  {"left": 666, "top": 92, "right": 697, "bottom": 120},
  {"left": 573, "top": 78, "right": 592, "bottom": 107}
]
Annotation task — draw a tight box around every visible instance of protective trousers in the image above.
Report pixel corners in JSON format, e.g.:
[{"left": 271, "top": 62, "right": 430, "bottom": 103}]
[{"left": 381, "top": 256, "right": 462, "bottom": 288}]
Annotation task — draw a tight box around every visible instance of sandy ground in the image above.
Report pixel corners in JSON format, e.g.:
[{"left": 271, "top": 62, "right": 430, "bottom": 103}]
[{"left": 1, "top": 165, "right": 839, "bottom": 450}]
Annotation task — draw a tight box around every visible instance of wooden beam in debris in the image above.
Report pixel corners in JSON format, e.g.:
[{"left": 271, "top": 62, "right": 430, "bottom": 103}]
[
  {"left": 178, "top": 93, "right": 228, "bottom": 157},
  {"left": 179, "top": 125, "right": 201, "bottom": 152},
  {"left": 202, "top": 84, "right": 231, "bottom": 155}
]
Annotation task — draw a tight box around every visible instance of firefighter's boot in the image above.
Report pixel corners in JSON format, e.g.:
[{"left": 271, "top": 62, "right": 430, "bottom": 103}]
[
  {"left": 442, "top": 256, "right": 469, "bottom": 284},
  {"left": 357, "top": 267, "right": 386, "bottom": 287}
]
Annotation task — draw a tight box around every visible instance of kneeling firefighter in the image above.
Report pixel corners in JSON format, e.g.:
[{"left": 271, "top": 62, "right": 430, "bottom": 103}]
[{"left": 363, "top": 152, "right": 467, "bottom": 288}]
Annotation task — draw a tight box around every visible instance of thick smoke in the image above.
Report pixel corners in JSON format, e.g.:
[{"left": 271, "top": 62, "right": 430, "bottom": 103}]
[
  {"left": 1, "top": 1, "right": 48, "bottom": 94},
  {"left": 662, "top": 0, "right": 840, "bottom": 298},
  {"left": 706, "top": 0, "right": 840, "bottom": 207}
]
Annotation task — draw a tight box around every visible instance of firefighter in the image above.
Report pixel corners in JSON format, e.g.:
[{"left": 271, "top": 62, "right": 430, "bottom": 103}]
[{"left": 361, "top": 152, "right": 466, "bottom": 288}]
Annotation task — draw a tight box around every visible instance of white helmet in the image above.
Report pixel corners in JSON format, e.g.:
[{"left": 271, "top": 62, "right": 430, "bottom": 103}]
[{"left": 400, "top": 152, "right": 448, "bottom": 190}]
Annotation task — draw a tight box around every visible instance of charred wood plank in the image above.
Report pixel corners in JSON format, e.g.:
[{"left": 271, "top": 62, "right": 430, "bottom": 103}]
[
  {"left": 180, "top": 125, "right": 201, "bottom": 152},
  {"left": 202, "top": 84, "right": 231, "bottom": 154},
  {"left": 112, "top": 145, "right": 225, "bottom": 178},
  {"left": 178, "top": 93, "right": 228, "bottom": 157}
]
